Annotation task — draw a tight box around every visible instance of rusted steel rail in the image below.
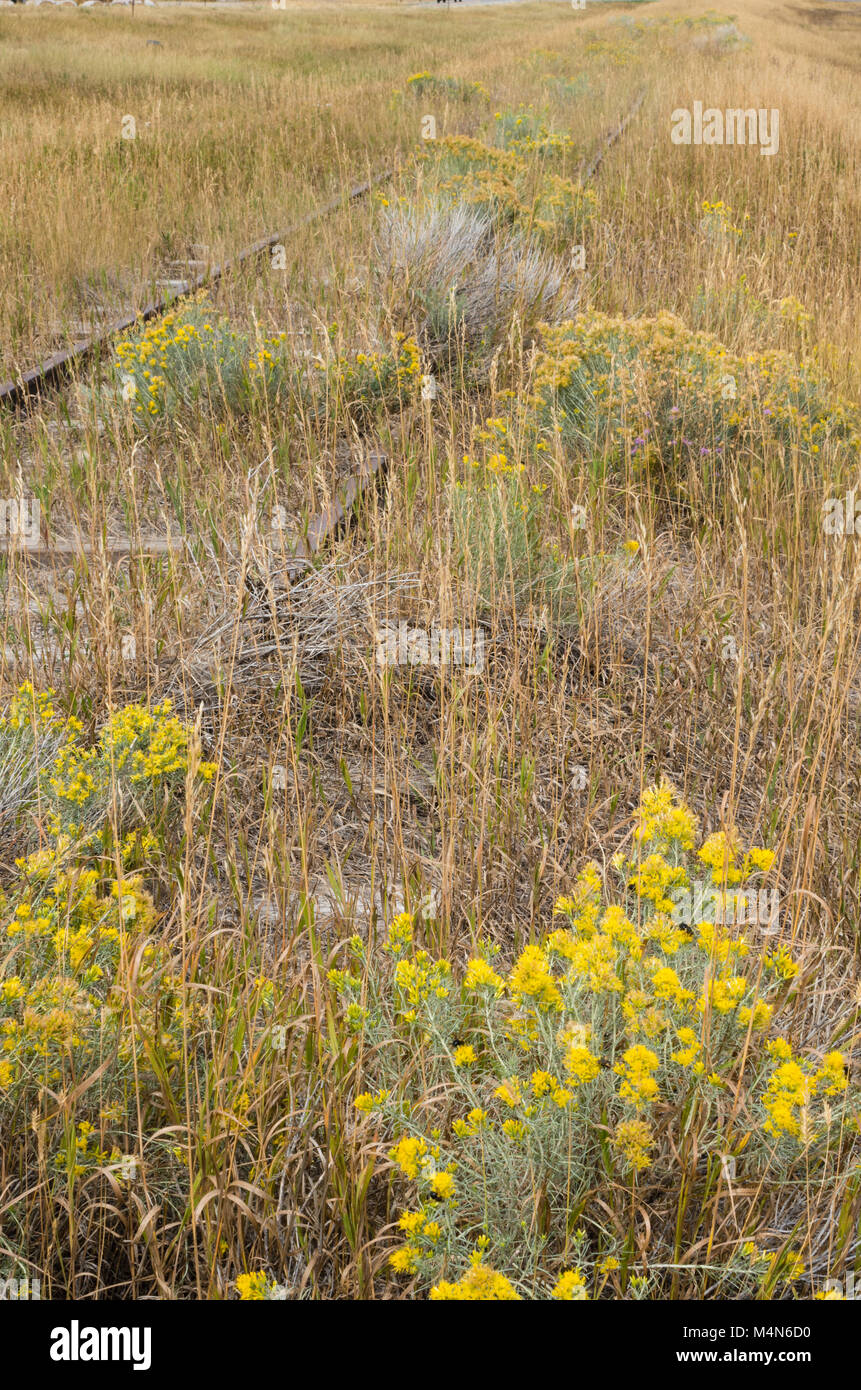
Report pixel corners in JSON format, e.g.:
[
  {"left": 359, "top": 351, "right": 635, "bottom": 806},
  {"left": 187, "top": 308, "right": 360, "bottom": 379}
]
[
  {"left": 578, "top": 90, "right": 645, "bottom": 183},
  {"left": 281, "top": 447, "right": 391, "bottom": 584},
  {"left": 0, "top": 168, "right": 394, "bottom": 414}
]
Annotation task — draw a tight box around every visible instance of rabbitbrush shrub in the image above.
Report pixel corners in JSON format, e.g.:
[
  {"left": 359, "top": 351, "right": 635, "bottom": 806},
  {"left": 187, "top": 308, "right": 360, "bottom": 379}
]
[
  {"left": 0, "top": 685, "right": 286, "bottom": 1296},
  {"left": 531, "top": 311, "right": 861, "bottom": 476},
  {"left": 334, "top": 782, "right": 858, "bottom": 1300}
]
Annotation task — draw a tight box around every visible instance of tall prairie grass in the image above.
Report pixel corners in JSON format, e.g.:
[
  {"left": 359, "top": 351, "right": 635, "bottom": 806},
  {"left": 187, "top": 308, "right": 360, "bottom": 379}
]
[{"left": 0, "top": 0, "right": 860, "bottom": 1301}]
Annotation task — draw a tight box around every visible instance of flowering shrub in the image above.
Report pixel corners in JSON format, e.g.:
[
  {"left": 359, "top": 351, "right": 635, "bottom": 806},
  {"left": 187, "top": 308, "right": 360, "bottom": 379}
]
[
  {"left": 453, "top": 430, "right": 550, "bottom": 615},
  {"left": 0, "top": 686, "right": 221, "bottom": 1111},
  {"left": 422, "top": 134, "right": 597, "bottom": 252},
  {"left": 1, "top": 850, "right": 163, "bottom": 1104},
  {"left": 492, "top": 105, "right": 576, "bottom": 160},
  {"left": 0, "top": 683, "right": 76, "bottom": 830},
  {"left": 699, "top": 198, "right": 748, "bottom": 243},
  {"left": 0, "top": 688, "right": 292, "bottom": 1294},
  {"left": 0, "top": 684, "right": 216, "bottom": 841},
  {"left": 235, "top": 1272, "right": 286, "bottom": 1301},
  {"left": 337, "top": 782, "right": 857, "bottom": 1299},
  {"left": 0, "top": 834, "right": 282, "bottom": 1290},
  {"left": 531, "top": 311, "right": 861, "bottom": 472},
  {"left": 453, "top": 414, "right": 638, "bottom": 624},
  {"left": 312, "top": 330, "right": 422, "bottom": 422},
  {"left": 402, "top": 72, "right": 490, "bottom": 102},
  {"left": 114, "top": 299, "right": 294, "bottom": 421},
  {"left": 113, "top": 298, "right": 422, "bottom": 428}
]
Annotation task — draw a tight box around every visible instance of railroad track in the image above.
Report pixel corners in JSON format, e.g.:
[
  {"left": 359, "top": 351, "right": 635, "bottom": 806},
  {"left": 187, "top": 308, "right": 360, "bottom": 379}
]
[
  {"left": 0, "top": 166, "right": 397, "bottom": 573},
  {"left": 578, "top": 89, "right": 645, "bottom": 182},
  {"left": 0, "top": 91, "right": 646, "bottom": 578},
  {"left": 0, "top": 445, "right": 395, "bottom": 579},
  {"left": 0, "top": 167, "right": 394, "bottom": 416},
  {"left": 0, "top": 83, "right": 647, "bottom": 417}
]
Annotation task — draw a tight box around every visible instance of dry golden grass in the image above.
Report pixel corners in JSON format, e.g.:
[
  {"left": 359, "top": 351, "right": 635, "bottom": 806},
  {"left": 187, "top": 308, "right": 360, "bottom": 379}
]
[{"left": 0, "top": 0, "right": 860, "bottom": 1302}]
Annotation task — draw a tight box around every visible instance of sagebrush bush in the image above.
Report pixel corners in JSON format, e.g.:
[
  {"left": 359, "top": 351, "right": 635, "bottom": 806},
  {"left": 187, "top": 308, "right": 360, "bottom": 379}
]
[
  {"left": 378, "top": 200, "right": 574, "bottom": 361},
  {"left": 334, "top": 782, "right": 857, "bottom": 1300}
]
